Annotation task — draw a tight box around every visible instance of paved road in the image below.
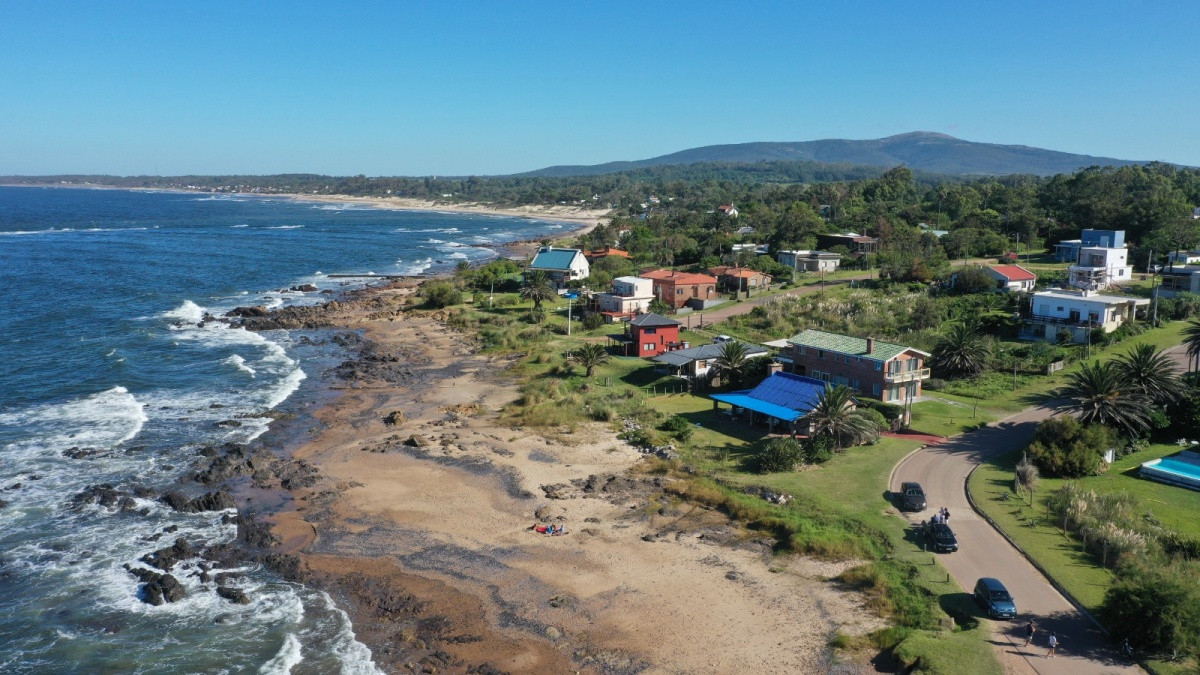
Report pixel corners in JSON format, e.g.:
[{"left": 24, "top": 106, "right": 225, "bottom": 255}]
[{"left": 890, "top": 344, "right": 1189, "bottom": 673}]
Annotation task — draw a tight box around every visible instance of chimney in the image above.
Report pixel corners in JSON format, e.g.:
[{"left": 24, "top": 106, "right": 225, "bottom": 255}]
[
  {"left": 767, "top": 362, "right": 783, "bottom": 376},
  {"left": 866, "top": 337, "right": 875, "bottom": 354}
]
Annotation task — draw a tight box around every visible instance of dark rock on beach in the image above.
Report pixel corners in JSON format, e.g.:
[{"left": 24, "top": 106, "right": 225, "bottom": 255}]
[
  {"left": 160, "top": 490, "right": 235, "bottom": 513},
  {"left": 125, "top": 565, "right": 187, "bottom": 605},
  {"left": 141, "top": 538, "right": 193, "bottom": 571},
  {"left": 216, "top": 586, "right": 251, "bottom": 604},
  {"left": 290, "top": 284, "right": 318, "bottom": 292}
]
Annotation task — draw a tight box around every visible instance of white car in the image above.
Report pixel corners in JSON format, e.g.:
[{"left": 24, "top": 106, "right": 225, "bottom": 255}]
[{"left": 713, "top": 335, "right": 734, "bottom": 343}]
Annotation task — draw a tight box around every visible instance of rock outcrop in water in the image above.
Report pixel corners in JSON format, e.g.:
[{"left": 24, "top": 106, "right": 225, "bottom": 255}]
[
  {"left": 160, "top": 490, "right": 236, "bottom": 513},
  {"left": 124, "top": 565, "right": 187, "bottom": 605}
]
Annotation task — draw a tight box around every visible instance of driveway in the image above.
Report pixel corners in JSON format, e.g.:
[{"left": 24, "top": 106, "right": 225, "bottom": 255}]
[{"left": 889, "top": 344, "right": 1188, "bottom": 673}]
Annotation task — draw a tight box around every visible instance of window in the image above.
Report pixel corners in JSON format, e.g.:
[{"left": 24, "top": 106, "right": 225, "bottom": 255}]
[
  {"left": 817, "top": 350, "right": 825, "bottom": 359},
  {"left": 798, "top": 346, "right": 807, "bottom": 356},
  {"left": 872, "top": 383, "right": 881, "bottom": 396},
  {"left": 852, "top": 378, "right": 860, "bottom": 390},
  {"left": 676, "top": 288, "right": 683, "bottom": 295},
  {"left": 643, "top": 343, "right": 655, "bottom": 351},
  {"left": 696, "top": 360, "right": 707, "bottom": 369},
  {"left": 873, "top": 361, "right": 882, "bottom": 371}
]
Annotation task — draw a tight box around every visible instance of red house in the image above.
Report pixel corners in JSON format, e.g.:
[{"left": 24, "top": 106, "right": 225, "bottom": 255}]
[{"left": 627, "top": 313, "right": 682, "bottom": 357}]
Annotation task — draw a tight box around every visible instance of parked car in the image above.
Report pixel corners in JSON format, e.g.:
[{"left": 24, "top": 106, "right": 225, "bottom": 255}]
[
  {"left": 974, "top": 577, "right": 1017, "bottom": 619},
  {"left": 713, "top": 335, "right": 734, "bottom": 343},
  {"left": 899, "top": 481, "right": 926, "bottom": 511},
  {"left": 924, "top": 522, "right": 958, "bottom": 552}
]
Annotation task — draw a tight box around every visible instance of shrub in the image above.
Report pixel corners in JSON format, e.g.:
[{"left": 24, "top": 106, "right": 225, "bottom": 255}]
[
  {"left": 856, "top": 407, "right": 889, "bottom": 432},
  {"left": 804, "top": 434, "right": 835, "bottom": 464},
  {"left": 659, "top": 415, "right": 694, "bottom": 442},
  {"left": 922, "top": 377, "right": 947, "bottom": 391},
  {"left": 420, "top": 281, "right": 463, "bottom": 308},
  {"left": 1099, "top": 562, "right": 1200, "bottom": 658},
  {"left": 858, "top": 398, "right": 905, "bottom": 423},
  {"left": 1026, "top": 417, "right": 1112, "bottom": 477},
  {"left": 758, "top": 437, "right": 804, "bottom": 473},
  {"left": 582, "top": 312, "right": 605, "bottom": 330}
]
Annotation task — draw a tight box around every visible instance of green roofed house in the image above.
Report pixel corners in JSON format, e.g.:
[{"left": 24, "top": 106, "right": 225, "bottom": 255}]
[
  {"left": 786, "top": 329, "right": 929, "bottom": 405},
  {"left": 526, "top": 246, "right": 590, "bottom": 289}
]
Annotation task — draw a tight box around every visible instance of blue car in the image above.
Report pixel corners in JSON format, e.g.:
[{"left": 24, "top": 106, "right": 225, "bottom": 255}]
[{"left": 974, "top": 577, "right": 1017, "bottom": 619}]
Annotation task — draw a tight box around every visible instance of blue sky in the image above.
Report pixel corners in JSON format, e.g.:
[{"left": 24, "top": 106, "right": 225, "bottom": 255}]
[{"left": 2, "top": 1, "right": 1198, "bottom": 176}]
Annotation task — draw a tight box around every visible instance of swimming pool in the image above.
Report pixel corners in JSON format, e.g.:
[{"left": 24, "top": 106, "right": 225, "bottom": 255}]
[{"left": 1141, "top": 450, "right": 1200, "bottom": 491}]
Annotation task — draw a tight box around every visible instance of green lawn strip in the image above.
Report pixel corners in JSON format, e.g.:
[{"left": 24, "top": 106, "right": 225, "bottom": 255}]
[
  {"left": 650, "top": 393, "right": 1000, "bottom": 671},
  {"left": 908, "top": 396, "right": 1002, "bottom": 437},
  {"left": 967, "top": 442, "right": 1200, "bottom": 613},
  {"left": 936, "top": 321, "right": 1190, "bottom": 409}
]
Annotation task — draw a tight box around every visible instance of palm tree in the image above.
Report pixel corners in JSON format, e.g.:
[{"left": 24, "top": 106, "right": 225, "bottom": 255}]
[
  {"left": 931, "top": 321, "right": 991, "bottom": 378},
  {"left": 521, "top": 271, "right": 557, "bottom": 310},
  {"left": 805, "top": 384, "right": 879, "bottom": 450},
  {"left": 1113, "top": 343, "right": 1183, "bottom": 405},
  {"left": 1183, "top": 319, "right": 1200, "bottom": 373},
  {"left": 1060, "top": 360, "right": 1152, "bottom": 438},
  {"left": 711, "top": 341, "right": 749, "bottom": 389},
  {"left": 569, "top": 343, "right": 609, "bottom": 377}
]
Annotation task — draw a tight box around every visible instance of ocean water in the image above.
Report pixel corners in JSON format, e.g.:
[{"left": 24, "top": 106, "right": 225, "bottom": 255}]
[{"left": 0, "top": 186, "right": 571, "bottom": 673}]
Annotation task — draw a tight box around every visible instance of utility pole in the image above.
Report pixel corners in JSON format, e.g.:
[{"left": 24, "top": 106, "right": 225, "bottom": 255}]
[{"left": 1149, "top": 249, "right": 1159, "bottom": 326}]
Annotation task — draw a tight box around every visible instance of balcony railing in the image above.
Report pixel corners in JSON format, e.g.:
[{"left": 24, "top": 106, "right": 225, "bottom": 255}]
[
  {"left": 884, "top": 368, "right": 931, "bottom": 382},
  {"left": 1024, "top": 314, "right": 1101, "bottom": 328}
]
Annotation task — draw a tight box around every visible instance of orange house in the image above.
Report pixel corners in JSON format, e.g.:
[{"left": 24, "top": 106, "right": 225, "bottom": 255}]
[{"left": 640, "top": 270, "right": 719, "bottom": 310}]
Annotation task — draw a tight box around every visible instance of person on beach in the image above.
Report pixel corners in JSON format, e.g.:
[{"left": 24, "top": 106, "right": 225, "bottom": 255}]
[
  {"left": 1024, "top": 621, "right": 1036, "bottom": 647},
  {"left": 1047, "top": 631, "right": 1058, "bottom": 658}
]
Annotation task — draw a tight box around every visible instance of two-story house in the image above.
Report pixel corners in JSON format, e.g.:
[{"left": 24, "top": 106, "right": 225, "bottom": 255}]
[
  {"left": 786, "top": 329, "right": 930, "bottom": 404},
  {"left": 639, "top": 269, "right": 720, "bottom": 310},
  {"left": 817, "top": 233, "right": 879, "bottom": 257},
  {"left": 527, "top": 247, "right": 590, "bottom": 289},
  {"left": 1154, "top": 265, "right": 1200, "bottom": 299},
  {"left": 985, "top": 265, "right": 1037, "bottom": 292},
  {"left": 622, "top": 312, "right": 682, "bottom": 357},
  {"left": 1021, "top": 289, "right": 1149, "bottom": 343},
  {"left": 593, "top": 276, "right": 655, "bottom": 322}
]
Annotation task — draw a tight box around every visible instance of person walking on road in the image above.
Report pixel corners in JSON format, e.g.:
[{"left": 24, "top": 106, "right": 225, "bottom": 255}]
[
  {"left": 1047, "top": 631, "right": 1058, "bottom": 658},
  {"left": 1023, "top": 621, "right": 1036, "bottom": 647}
]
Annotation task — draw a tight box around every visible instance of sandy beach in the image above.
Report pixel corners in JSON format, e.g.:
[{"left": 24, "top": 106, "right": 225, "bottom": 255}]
[
  {"left": 277, "top": 193, "right": 612, "bottom": 233},
  {"left": 234, "top": 280, "right": 888, "bottom": 674}
]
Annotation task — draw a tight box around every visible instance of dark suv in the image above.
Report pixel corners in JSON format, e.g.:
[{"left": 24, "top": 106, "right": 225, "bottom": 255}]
[
  {"left": 924, "top": 522, "right": 958, "bottom": 552},
  {"left": 900, "top": 481, "right": 926, "bottom": 511},
  {"left": 974, "top": 577, "right": 1017, "bottom": 619}
]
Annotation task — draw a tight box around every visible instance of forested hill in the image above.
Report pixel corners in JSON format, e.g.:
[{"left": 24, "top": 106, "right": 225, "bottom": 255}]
[{"left": 523, "top": 132, "right": 1149, "bottom": 178}]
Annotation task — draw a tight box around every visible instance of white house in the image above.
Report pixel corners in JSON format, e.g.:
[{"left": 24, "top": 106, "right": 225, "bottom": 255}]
[
  {"left": 717, "top": 204, "right": 739, "bottom": 217},
  {"left": 1021, "top": 289, "right": 1149, "bottom": 343},
  {"left": 1153, "top": 265, "right": 1200, "bottom": 299},
  {"left": 1069, "top": 245, "right": 1132, "bottom": 289},
  {"left": 985, "top": 265, "right": 1037, "bottom": 292},
  {"left": 594, "top": 276, "right": 655, "bottom": 321},
  {"left": 527, "top": 247, "right": 590, "bottom": 289},
  {"left": 777, "top": 250, "right": 841, "bottom": 273}
]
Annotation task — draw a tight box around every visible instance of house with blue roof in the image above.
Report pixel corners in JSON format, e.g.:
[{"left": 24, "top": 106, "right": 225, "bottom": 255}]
[
  {"left": 526, "top": 246, "right": 590, "bottom": 289},
  {"left": 710, "top": 371, "right": 828, "bottom": 435}
]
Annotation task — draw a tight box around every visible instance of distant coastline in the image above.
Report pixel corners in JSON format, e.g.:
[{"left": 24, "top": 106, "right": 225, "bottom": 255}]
[{"left": 0, "top": 181, "right": 612, "bottom": 238}]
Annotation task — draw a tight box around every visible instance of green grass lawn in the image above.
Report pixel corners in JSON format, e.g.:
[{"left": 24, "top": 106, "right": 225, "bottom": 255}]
[
  {"left": 908, "top": 395, "right": 1003, "bottom": 437},
  {"left": 648, "top": 392, "right": 1002, "bottom": 673}
]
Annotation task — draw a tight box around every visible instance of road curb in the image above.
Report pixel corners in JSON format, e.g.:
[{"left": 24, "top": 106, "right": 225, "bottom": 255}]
[
  {"left": 887, "top": 444, "right": 927, "bottom": 493},
  {"left": 963, "top": 462, "right": 1112, "bottom": 640}
]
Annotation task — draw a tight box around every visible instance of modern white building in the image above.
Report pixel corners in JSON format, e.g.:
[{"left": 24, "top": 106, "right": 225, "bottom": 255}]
[
  {"left": 777, "top": 250, "right": 841, "bottom": 273},
  {"left": 1021, "top": 289, "right": 1149, "bottom": 343},
  {"left": 594, "top": 276, "right": 655, "bottom": 321}
]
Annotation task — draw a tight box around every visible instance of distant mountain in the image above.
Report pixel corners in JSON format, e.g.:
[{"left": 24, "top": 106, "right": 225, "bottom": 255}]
[{"left": 522, "top": 132, "right": 1149, "bottom": 178}]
